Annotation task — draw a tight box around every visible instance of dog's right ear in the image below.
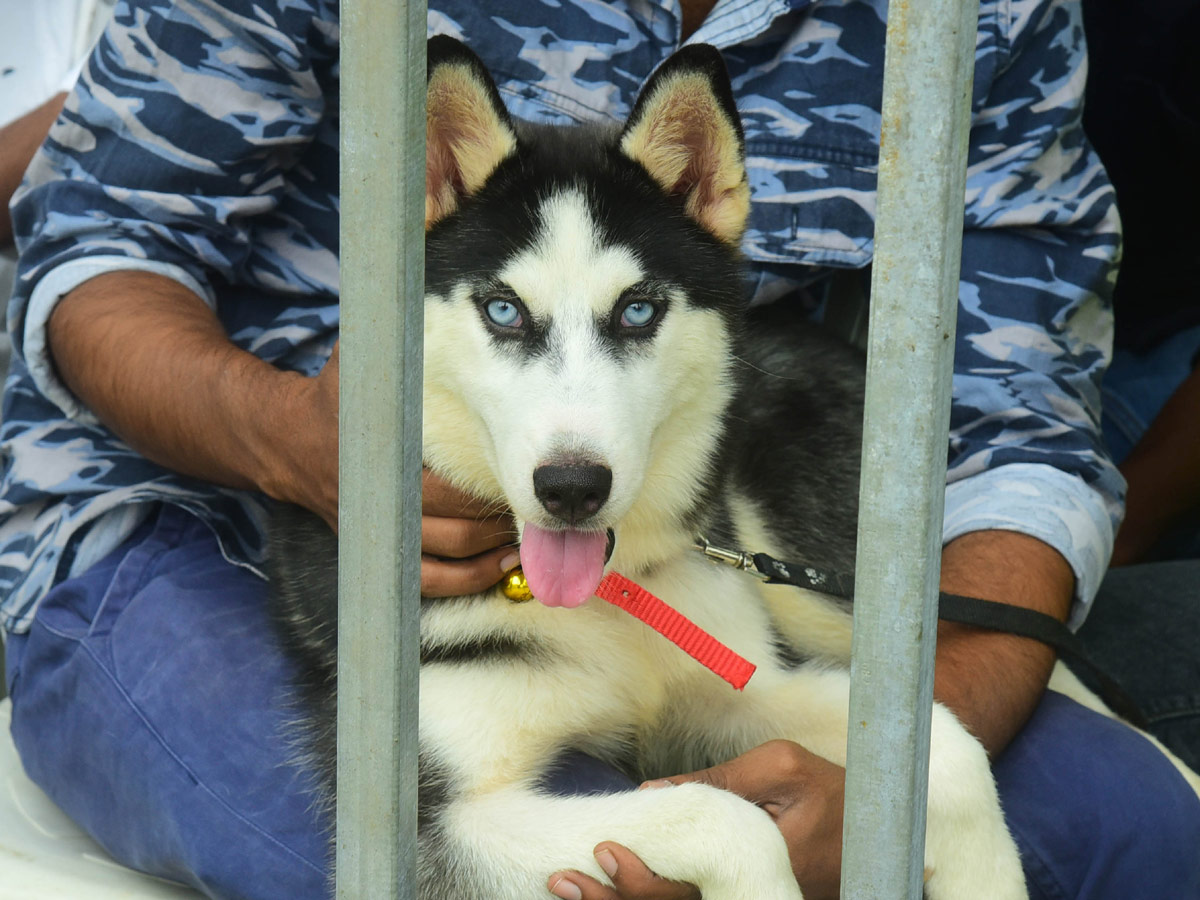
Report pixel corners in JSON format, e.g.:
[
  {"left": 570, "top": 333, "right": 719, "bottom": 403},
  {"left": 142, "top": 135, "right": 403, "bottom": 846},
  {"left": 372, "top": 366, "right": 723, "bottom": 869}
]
[
  {"left": 619, "top": 45, "right": 749, "bottom": 245},
  {"left": 426, "top": 35, "right": 518, "bottom": 230}
]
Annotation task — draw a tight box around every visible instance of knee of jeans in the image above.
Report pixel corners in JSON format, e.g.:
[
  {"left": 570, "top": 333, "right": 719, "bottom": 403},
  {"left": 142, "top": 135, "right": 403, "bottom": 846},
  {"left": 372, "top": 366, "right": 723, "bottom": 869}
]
[
  {"left": 1094, "top": 730, "right": 1200, "bottom": 847},
  {"left": 997, "top": 693, "right": 1200, "bottom": 894}
]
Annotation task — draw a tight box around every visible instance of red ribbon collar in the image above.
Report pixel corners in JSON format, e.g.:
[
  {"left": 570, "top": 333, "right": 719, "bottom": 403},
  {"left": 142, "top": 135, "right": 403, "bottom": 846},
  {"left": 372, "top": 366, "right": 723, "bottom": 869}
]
[{"left": 595, "top": 572, "right": 756, "bottom": 691}]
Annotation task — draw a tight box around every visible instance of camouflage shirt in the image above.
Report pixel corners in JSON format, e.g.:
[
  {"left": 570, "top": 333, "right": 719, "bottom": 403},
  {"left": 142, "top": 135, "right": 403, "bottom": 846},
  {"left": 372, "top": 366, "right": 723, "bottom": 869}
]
[{"left": 1, "top": 0, "right": 1122, "bottom": 634}]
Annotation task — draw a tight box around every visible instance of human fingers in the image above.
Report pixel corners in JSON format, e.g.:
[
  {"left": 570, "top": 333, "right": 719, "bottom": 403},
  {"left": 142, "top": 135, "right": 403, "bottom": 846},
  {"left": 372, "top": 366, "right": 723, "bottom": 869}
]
[
  {"left": 656, "top": 743, "right": 846, "bottom": 899},
  {"left": 422, "top": 467, "right": 510, "bottom": 519},
  {"left": 422, "top": 513, "right": 517, "bottom": 559},
  {"left": 420, "top": 545, "right": 519, "bottom": 597},
  {"left": 547, "top": 844, "right": 699, "bottom": 900}
]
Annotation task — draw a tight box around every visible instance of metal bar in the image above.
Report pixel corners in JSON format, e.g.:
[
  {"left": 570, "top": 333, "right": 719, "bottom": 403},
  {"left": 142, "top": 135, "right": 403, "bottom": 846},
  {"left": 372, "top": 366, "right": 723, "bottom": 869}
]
[
  {"left": 839, "top": 1, "right": 978, "bottom": 897},
  {"left": 337, "top": 0, "right": 426, "bottom": 897}
]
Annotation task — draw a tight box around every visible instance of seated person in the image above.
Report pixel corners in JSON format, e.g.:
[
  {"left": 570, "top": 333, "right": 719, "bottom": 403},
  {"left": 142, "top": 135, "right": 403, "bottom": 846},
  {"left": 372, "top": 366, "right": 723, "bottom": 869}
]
[{"left": 2, "top": 2, "right": 1197, "bottom": 899}]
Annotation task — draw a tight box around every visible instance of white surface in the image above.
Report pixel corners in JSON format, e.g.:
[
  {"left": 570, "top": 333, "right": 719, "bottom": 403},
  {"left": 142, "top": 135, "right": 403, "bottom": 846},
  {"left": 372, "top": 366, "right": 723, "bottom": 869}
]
[
  {"left": 0, "top": 0, "right": 114, "bottom": 123},
  {"left": 0, "top": 698, "right": 204, "bottom": 899},
  {"left": 1, "top": 0, "right": 116, "bottom": 308}
]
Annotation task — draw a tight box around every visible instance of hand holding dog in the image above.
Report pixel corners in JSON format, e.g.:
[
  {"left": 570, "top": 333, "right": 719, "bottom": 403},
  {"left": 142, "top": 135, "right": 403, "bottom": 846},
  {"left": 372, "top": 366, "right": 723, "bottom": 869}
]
[
  {"left": 298, "top": 345, "right": 516, "bottom": 588},
  {"left": 548, "top": 740, "right": 844, "bottom": 900},
  {"left": 420, "top": 469, "right": 519, "bottom": 596}
]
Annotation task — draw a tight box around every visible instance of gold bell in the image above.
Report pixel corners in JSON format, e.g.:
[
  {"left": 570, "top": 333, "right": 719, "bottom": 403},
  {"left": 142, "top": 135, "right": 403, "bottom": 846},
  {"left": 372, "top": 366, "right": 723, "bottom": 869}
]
[{"left": 501, "top": 565, "right": 533, "bottom": 603}]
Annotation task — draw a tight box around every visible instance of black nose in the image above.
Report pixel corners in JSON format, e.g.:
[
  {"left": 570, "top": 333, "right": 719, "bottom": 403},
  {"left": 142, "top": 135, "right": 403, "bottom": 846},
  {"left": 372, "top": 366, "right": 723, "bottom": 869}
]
[{"left": 533, "top": 464, "right": 612, "bottom": 524}]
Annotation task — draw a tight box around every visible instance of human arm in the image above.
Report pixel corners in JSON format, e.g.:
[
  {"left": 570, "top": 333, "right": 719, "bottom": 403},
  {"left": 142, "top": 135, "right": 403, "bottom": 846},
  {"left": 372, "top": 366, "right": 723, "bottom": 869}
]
[
  {"left": 1110, "top": 365, "right": 1200, "bottom": 566},
  {"left": 0, "top": 92, "right": 65, "bottom": 247},
  {"left": 47, "top": 271, "right": 517, "bottom": 582},
  {"left": 934, "top": 530, "right": 1072, "bottom": 751},
  {"left": 6, "top": 3, "right": 348, "bottom": 526},
  {"left": 45, "top": 269, "right": 338, "bottom": 524},
  {"left": 8, "top": 3, "right": 509, "bottom": 587}
]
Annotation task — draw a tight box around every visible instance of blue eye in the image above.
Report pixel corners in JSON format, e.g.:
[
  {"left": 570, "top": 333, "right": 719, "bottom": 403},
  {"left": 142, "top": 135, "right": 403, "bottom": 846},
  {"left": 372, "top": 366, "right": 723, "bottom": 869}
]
[
  {"left": 484, "top": 298, "right": 523, "bottom": 328},
  {"left": 620, "top": 300, "right": 658, "bottom": 328}
]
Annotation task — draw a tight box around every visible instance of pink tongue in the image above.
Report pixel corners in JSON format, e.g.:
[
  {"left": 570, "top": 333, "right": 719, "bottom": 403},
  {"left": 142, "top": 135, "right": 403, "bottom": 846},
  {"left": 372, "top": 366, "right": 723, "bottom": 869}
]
[{"left": 519, "top": 524, "right": 608, "bottom": 609}]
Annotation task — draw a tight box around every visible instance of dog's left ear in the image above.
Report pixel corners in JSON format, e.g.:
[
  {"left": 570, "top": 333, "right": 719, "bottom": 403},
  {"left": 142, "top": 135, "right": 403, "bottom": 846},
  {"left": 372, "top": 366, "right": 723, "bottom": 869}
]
[{"left": 619, "top": 45, "right": 750, "bottom": 245}]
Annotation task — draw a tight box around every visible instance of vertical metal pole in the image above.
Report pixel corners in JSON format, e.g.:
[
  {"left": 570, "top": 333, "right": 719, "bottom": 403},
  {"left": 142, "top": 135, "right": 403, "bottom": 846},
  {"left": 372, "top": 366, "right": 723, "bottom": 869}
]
[
  {"left": 338, "top": 1, "right": 425, "bottom": 897},
  {"left": 840, "top": 1, "right": 977, "bottom": 898}
]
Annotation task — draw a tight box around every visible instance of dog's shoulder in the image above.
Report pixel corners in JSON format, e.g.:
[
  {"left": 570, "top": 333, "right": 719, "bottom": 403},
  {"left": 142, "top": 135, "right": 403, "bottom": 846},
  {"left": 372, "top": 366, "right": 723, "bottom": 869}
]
[{"left": 721, "top": 308, "right": 864, "bottom": 574}]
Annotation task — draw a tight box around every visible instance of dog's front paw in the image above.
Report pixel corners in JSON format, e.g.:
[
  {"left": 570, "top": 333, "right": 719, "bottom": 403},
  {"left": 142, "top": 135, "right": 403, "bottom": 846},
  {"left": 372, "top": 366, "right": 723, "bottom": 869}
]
[
  {"left": 631, "top": 783, "right": 804, "bottom": 900},
  {"left": 923, "top": 846, "right": 1026, "bottom": 900},
  {"left": 922, "top": 805, "right": 1027, "bottom": 900}
]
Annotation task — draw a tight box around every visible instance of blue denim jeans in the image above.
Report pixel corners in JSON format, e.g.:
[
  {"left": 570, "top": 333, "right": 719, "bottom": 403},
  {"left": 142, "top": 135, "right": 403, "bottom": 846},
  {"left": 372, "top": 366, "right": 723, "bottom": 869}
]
[{"left": 5, "top": 505, "right": 1200, "bottom": 899}]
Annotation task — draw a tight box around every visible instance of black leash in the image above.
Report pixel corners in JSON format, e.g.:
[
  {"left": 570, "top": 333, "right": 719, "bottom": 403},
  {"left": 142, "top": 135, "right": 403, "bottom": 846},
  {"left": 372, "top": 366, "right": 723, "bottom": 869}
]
[{"left": 697, "top": 538, "right": 1149, "bottom": 729}]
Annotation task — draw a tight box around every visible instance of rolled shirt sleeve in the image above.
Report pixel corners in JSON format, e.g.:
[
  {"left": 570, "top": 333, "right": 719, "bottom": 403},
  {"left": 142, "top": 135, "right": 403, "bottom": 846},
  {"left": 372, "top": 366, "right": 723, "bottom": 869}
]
[{"left": 948, "top": 0, "right": 1124, "bottom": 620}]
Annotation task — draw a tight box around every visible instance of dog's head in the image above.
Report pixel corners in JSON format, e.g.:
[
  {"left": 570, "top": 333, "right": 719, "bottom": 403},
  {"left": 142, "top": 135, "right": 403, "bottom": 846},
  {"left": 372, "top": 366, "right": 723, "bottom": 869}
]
[{"left": 423, "top": 35, "right": 750, "bottom": 606}]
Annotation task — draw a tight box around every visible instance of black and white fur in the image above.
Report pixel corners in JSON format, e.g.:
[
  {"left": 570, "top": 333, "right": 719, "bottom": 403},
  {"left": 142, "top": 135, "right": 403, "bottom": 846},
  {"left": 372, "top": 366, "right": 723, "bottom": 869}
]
[{"left": 268, "top": 36, "right": 1199, "bottom": 899}]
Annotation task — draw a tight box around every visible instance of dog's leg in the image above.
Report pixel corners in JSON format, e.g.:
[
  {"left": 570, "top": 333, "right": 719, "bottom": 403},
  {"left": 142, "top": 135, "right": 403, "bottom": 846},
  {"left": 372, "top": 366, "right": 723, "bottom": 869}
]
[
  {"left": 918, "top": 702, "right": 1027, "bottom": 900},
  {"left": 416, "top": 625, "right": 804, "bottom": 900},
  {"left": 712, "top": 666, "right": 1027, "bottom": 900},
  {"left": 420, "top": 780, "right": 803, "bottom": 900}
]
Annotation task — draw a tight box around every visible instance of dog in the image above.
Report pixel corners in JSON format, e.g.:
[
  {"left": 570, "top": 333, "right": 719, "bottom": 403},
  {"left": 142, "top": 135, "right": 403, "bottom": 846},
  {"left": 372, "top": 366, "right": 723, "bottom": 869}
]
[{"left": 268, "top": 34, "right": 1194, "bottom": 899}]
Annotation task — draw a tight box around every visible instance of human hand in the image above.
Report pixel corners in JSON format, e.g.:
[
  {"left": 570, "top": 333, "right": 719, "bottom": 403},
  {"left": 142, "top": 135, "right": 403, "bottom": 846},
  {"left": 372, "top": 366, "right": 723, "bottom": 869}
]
[
  {"left": 547, "top": 741, "right": 845, "bottom": 900},
  {"left": 547, "top": 843, "right": 699, "bottom": 900},
  {"left": 421, "top": 467, "right": 518, "bottom": 597},
  {"left": 272, "top": 345, "right": 516, "bottom": 588}
]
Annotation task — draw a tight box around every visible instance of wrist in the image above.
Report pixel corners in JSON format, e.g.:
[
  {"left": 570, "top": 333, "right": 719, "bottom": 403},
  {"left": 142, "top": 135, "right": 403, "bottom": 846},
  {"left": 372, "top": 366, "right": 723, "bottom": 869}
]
[
  {"left": 934, "top": 530, "right": 1073, "bottom": 755},
  {"left": 240, "top": 363, "right": 319, "bottom": 502},
  {"left": 240, "top": 357, "right": 338, "bottom": 526},
  {"left": 777, "top": 752, "right": 844, "bottom": 900}
]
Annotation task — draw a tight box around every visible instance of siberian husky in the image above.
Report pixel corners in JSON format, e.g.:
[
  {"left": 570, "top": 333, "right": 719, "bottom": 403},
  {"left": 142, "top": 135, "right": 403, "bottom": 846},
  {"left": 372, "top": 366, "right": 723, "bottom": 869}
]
[{"left": 268, "top": 34, "right": 1038, "bottom": 899}]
